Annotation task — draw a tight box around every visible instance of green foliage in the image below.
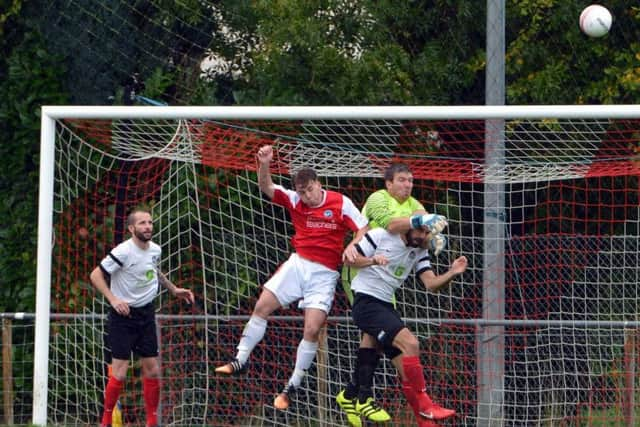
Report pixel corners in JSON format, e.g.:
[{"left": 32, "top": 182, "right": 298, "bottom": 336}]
[
  {"left": 0, "top": 26, "right": 68, "bottom": 311},
  {"left": 26, "top": 0, "right": 217, "bottom": 104},
  {"left": 232, "top": 0, "right": 484, "bottom": 105},
  {"left": 506, "top": 1, "right": 640, "bottom": 104},
  {"left": 221, "top": 0, "right": 640, "bottom": 105},
  {"left": 3, "top": 0, "right": 640, "bottom": 315},
  {"left": 0, "top": 0, "right": 23, "bottom": 39}
]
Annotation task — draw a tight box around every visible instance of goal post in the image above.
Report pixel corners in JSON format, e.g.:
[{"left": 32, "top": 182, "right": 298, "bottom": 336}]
[
  {"left": 34, "top": 111, "right": 57, "bottom": 426},
  {"left": 35, "top": 105, "right": 640, "bottom": 426}
]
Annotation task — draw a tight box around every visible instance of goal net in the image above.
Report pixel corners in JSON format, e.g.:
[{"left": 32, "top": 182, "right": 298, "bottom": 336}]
[{"left": 36, "top": 106, "right": 640, "bottom": 426}]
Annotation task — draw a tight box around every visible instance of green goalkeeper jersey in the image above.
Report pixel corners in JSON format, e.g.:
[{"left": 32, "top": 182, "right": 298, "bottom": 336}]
[
  {"left": 362, "top": 189, "right": 425, "bottom": 228},
  {"left": 342, "top": 189, "right": 425, "bottom": 304}
]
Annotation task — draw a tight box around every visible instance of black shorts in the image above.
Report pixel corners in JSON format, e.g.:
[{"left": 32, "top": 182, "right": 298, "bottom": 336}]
[
  {"left": 352, "top": 292, "right": 405, "bottom": 347},
  {"left": 107, "top": 303, "right": 159, "bottom": 360}
]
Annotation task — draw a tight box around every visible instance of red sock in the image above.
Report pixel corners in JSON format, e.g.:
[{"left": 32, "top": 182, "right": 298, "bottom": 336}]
[
  {"left": 102, "top": 377, "right": 124, "bottom": 425},
  {"left": 402, "top": 356, "right": 426, "bottom": 393},
  {"left": 401, "top": 380, "right": 419, "bottom": 414},
  {"left": 401, "top": 356, "right": 434, "bottom": 406},
  {"left": 143, "top": 377, "right": 160, "bottom": 427}
]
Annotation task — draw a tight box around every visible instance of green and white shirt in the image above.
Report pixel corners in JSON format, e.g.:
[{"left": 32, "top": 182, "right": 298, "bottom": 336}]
[{"left": 362, "top": 189, "right": 425, "bottom": 230}]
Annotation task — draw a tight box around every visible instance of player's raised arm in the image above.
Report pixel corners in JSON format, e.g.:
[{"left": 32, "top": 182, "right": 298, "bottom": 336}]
[
  {"left": 257, "top": 145, "right": 275, "bottom": 199},
  {"left": 419, "top": 255, "right": 468, "bottom": 292}
]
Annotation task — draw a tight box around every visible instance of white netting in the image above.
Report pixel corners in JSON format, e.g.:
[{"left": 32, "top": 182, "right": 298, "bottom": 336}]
[{"left": 40, "top": 109, "right": 640, "bottom": 426}]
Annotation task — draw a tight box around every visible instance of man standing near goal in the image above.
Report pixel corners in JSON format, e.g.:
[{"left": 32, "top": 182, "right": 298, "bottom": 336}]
[
  {"left": 90, "top": 208, "right": 195, "bottom": 427},
  {"left": 342, "top": 225, "right": 466, "bottom": 427},
  {"left": 215, "top": 144, "right": 369, "bottom": 411},
  {"left": 338, "top": 162, "right": 448, "bottom": 426}
]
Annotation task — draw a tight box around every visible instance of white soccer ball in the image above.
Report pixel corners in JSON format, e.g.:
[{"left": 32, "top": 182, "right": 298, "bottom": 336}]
[{"left": 579, "top": 4, "right": 612, "bottom": 38}]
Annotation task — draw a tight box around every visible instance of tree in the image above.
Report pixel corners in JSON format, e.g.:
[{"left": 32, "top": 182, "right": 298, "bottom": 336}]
[
  {"left": 506, "top": 1, "right": 640, "bottom": 104},
  {"left": 4, "top": 0, "right": 640, "bottom": 313},
  {"left": 0, "top": 5, "right": 69, "bottom": 312},
  {"left": 223, "top": 0, "right": 485, "bottom": 105}
]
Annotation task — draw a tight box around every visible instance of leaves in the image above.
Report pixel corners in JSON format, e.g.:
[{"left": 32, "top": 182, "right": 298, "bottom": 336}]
[
  {"left": 0, "top": 25, "right": 68, "bottom": 312},
  {"left": 3, "top": 0, "right": 640, "bottom": 314}
]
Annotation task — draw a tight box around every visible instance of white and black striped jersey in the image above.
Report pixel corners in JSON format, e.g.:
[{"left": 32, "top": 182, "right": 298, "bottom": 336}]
[
  {"left": 99, "top": 238, "right": 161, "bottom": 307},
  {"left": 350, "top": 228, "right": 431, "bottom": 303}
]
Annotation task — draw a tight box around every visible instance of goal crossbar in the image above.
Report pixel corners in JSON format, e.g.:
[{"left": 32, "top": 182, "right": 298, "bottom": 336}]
[
  {"left": 42, "top": 104, "right": 640, "bottom": 120},
  {"left": 35, "top": 104, "right": 640, "bottom": 427}
]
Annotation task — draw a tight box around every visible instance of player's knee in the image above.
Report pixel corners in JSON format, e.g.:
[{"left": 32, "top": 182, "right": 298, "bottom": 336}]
[
  {"left": 403, "top": 337, "right": 420, "bottom": 356},
  {"left": 302, "top": 323, "right": 322, "bottom": 341},
  {"left": 253, "top": 290, "right": 279, "bottom": 318},
  {"left": 394, "top": 332, "right": 420, "bottom": 356},
  {"left": 252, "top": 306, "right": 271, "bottom": 320},
  {"left": 111, "top": 360, "right": 129, "bottom": 380},
  {"left": 141, "top": 359, "right": 161, "bottom": 378},
  {"left": 111, "top": 372, "right": 127, "bottom": 382},
  {"left": 361, "top": 333, "right": 377, "bottom": 348},
  {"left": 143, "top": 367, "right": 160, "bottom": 379}
]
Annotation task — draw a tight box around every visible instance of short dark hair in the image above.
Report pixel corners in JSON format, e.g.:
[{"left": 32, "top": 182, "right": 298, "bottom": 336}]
[
  {"left": 127, "top": 207, "right": 152, "bottom": 226},
  {"left": 292, "top": 168, "right": 318, "bottom": 187},
  {"left": 384, "top": 163, "right": 412, "bottom": 182}
]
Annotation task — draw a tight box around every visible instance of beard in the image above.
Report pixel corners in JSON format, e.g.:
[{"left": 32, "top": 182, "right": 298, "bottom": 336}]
[
  {"left": 134, "top": 229, "right": 152, "bottom": 242},
  {"left": 406, "top": 234, "right": 425, "bottom": 248}
]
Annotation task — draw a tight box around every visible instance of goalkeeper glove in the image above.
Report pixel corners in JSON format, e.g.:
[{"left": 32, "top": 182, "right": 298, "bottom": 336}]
[
  {"left": 429, "top": 233, "right": 447, "bottom": 256},
  {"left": 410, "top": 213, "right": 448, "bottom": 234}
]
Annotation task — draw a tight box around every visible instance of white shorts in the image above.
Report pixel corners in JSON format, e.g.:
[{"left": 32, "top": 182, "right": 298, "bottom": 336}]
[{"left": 264, "top": 253, "right": 339, "bottom": 313}]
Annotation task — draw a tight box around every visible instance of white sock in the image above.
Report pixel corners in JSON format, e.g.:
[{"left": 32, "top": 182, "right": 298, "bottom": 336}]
[
  {"left": 236, "top": 315, "right": 267, "bottom": 365},
  {"left": 288, "top": 339, "right": 319, "bottom": 387}
]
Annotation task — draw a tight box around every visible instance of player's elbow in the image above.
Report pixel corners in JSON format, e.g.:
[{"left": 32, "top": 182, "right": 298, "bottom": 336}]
[{"left": 421, "top": 277, "right": 438, "bottom": 291}]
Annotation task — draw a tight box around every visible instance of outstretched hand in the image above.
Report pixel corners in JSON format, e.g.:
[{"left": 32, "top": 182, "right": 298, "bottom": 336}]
[
  {"left": 411, "top": 213, "right": 448, "bottom": 234},
  {"left": 173, "top": 287, "right": 195, "bottom": 304},
  {"left": 450, "top": 256, "right": 468, "bottom": 275},
  {"left": 421, "top": 214, "right": 448, "bottom": 234}
]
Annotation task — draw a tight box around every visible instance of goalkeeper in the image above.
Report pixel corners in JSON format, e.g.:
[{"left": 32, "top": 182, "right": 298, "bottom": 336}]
[
  {"left": 342, "top": 163, "right": 443, "bottom": 302},
  {"left": 340, "top": 225, "right": 466, "bottom": 426},
  {"left": 338, "top": 163, "right": 448, "bottom": 426}
]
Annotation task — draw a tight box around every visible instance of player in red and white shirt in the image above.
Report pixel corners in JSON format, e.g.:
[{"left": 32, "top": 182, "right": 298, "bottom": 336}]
[{"left": 216, "top": 144, "right": 368, "bottom": 410}]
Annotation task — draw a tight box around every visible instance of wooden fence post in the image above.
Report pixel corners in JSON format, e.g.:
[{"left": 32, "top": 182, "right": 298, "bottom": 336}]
[{"left": 2, "top": 318, "right": 14, "bottom": 425}]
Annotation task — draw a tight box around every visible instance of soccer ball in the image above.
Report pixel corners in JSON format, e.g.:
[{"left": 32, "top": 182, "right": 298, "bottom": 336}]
[{"left": 579, "top": 4, "right": 612, "bottom": 38}]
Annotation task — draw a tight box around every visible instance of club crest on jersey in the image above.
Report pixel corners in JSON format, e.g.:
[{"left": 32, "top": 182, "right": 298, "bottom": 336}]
[{"left": 323, "top": 209, "right": 333, "bottom": 218}]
